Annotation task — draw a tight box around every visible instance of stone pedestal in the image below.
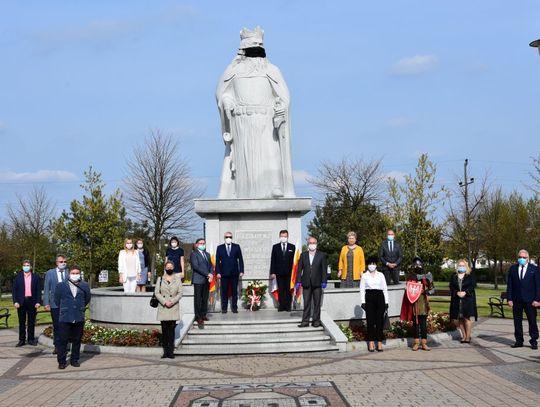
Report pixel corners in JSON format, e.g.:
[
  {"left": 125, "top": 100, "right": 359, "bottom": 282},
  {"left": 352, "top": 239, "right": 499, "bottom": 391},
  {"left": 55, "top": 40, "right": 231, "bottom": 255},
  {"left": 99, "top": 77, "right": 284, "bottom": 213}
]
[{"left": 194, "top": 198, "right": 311, "bottom": 280}]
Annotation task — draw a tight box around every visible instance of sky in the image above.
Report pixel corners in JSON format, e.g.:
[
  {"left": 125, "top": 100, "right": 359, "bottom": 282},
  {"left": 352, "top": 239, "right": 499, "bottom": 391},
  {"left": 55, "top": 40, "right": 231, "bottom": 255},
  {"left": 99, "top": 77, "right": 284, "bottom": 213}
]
[{"left": 0, "top": 1, "right": 539, "bottom": 237}]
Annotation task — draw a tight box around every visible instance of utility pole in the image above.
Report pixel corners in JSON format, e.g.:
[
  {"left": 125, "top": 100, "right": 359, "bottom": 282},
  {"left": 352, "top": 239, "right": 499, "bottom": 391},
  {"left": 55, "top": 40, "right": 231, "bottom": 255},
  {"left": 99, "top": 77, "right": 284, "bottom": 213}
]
[{"left": 459, "top": 159, "right": 475, "bottom": 267}]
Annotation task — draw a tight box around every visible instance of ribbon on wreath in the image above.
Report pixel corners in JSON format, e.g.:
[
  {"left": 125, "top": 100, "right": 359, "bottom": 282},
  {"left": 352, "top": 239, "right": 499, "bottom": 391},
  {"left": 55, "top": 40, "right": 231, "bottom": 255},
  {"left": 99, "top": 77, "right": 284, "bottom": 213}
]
[{"left": 248, "top": 289, "right": 261, "bottom": 311}]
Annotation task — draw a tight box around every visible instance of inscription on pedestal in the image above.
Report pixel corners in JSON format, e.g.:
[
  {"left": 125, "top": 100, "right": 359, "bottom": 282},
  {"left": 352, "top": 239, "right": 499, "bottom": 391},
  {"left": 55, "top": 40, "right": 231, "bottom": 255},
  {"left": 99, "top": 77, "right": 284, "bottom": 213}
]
[{"left": 236, "top": 230, "right": 273, "bottom": 279}]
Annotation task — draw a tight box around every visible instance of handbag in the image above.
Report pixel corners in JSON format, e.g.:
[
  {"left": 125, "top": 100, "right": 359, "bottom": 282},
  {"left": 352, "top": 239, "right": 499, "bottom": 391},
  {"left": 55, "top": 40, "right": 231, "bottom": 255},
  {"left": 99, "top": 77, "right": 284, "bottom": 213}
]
[{"left": 149, "top": 278, "right": 162, "bottom": 308}]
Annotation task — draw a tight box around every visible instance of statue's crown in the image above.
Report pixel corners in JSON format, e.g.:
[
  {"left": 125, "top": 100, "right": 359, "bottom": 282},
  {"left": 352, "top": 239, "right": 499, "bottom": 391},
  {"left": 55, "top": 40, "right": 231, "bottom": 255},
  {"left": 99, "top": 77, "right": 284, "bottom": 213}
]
[{"left": 239, "top": 26, "right": 264, "bottom": 49}]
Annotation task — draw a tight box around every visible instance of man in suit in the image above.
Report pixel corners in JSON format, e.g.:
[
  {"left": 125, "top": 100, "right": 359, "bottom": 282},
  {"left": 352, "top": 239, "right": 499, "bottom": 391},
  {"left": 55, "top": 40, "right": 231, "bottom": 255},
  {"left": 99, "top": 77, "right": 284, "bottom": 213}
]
[
  {"left": 54, "top": 265, "right": 91, "bottom": 369},
  {"left": 270, "top": 230, "right": 296, "bottom": 312},
  {"left": 190, "top": 238, "right": 214, "bottom": 327},
  {"left": 507, "top": 249, "right": 540, "bottom": 349},
  {"left": 296, "top": 236, "right": 328, "bottom": 327},
  {"left": 12, "top": 260, "right": 41, "bottom": 347},
  {"left": 379, "top": 229, "right": 403, "bottom": 285},
  {"left": 215, "top": 232, "right": 244, "bottom": 313},
  {"left": 44, "top": 254, "right": 68, "bottom": 354}
]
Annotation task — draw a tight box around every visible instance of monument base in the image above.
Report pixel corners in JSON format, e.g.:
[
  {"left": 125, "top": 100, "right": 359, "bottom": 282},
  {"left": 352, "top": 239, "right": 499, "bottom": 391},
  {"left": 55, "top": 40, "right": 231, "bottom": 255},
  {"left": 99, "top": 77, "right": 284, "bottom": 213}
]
[{"left": 194, "top": 198, "right": 311, "bottom": 281}]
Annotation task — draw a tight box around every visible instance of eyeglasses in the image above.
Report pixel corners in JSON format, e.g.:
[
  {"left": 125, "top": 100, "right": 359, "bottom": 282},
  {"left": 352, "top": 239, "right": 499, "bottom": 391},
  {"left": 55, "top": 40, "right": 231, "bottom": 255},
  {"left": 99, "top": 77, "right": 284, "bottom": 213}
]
[{"left": 225, "top": 236, "right": 233, "bottom": 239}]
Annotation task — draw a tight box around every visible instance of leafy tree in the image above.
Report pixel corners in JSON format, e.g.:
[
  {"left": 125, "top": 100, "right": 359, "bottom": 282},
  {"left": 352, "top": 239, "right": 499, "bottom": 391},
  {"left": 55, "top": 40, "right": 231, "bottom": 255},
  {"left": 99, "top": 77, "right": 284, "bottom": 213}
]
[{"left": 52, "top": 167, "right": 128, "bottom": 285}]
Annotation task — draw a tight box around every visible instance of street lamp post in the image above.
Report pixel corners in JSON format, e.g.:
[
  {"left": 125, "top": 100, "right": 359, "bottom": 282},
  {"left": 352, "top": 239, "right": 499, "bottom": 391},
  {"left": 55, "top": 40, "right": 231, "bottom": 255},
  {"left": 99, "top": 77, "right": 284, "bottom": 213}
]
[{"left": 530, "top": 39, "right": 540, "bottom": 56}]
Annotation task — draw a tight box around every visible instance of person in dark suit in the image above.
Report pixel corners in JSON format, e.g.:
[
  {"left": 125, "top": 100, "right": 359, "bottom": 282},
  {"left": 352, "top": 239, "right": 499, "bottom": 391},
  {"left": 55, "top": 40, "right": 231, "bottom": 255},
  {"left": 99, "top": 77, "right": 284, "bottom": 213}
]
[
  {"left": 296, "top": 236, "right": 327, "bottom": 327},
  {"left": 54, "top": 264, "right": 91, "bottom": 369},
  {"left": 190, "top": 238, "right": 214, "bottom": 326},
  {"left": 507, "top": 249, "right": 540, "bottom": 349},
  {"left": 215, "top": 231, "right": 244, "bottom": 313},
  {"left": 43, "top": 254, "right": 68, "bottom": 354},
  {"left": 379, "top": 229, "right": 403, "bottom": 285},
  {"left": 12, "top": 260, "right": 41, "bottom": 347},
  {"left": 270, "top": 230, "right": 296, "bottom": 312}
]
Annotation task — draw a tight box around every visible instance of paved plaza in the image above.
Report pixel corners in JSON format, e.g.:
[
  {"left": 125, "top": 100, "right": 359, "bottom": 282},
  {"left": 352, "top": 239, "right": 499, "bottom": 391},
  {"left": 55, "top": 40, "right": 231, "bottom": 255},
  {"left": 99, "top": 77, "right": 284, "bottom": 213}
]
[{"left": 0, "top": 318, "right": 538, "bottom": 406}]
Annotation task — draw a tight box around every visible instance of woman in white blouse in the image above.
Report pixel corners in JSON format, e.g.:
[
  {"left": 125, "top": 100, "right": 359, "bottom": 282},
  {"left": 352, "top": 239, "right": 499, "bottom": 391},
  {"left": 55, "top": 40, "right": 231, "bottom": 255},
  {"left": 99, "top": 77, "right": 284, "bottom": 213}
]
[
  {"left": 360, "top": 255, "right": 389, "bottom": 352},
  {"left": 118, "top": 238, "right": 141, "bottom": 293}
]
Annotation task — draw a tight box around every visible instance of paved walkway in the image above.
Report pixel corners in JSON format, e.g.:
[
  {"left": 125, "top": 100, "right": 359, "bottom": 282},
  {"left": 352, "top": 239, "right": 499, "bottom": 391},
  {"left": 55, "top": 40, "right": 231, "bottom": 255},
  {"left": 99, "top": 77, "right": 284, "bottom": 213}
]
[{"left": 0, "top": 318, "right": 539, "bottom": 406}]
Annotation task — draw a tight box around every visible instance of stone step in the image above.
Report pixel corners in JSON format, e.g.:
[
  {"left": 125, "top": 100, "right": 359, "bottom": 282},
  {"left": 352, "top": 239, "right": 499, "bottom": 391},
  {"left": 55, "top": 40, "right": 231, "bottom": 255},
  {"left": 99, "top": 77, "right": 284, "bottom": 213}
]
[
  {"left": 188, "top": 325, "right": 324, "bottom": 335},
  {"left": 201, "top": 317, "right": 302, "bottom": 326},
  {"left": 183, "top": 333, "right": 331, "bottom": 345},
  {"left": 176, "top": 341, "right": 339, "bottom": 355}
]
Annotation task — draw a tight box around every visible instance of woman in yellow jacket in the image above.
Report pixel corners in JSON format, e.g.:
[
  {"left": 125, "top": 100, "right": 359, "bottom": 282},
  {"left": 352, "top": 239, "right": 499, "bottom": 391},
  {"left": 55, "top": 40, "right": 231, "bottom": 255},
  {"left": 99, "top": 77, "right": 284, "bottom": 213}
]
[{"left": 338, "top": 231, "right": 365, "bottom": 288}]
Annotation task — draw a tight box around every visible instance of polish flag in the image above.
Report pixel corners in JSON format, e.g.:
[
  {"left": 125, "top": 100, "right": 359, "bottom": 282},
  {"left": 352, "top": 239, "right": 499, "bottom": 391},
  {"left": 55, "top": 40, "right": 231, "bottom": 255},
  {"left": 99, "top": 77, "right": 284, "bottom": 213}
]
[{"left": 290, "top": 241, "right": 302, "bottom": 301}]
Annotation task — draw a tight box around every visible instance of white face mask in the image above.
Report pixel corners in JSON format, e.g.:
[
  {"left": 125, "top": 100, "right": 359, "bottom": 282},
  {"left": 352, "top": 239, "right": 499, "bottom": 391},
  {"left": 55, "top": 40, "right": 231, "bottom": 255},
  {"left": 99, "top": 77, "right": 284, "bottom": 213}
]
[
  {"left": 70, "top": 274, "right": 81, "bottom": 282},
  {"left": 57, "top": 263, "right": 67, "bottom": 270},
  {"left": 308, "top": 243, "right": 317, "bottom": 252},
  {"left": 137, "top": 243, "right": 143, "bottom": 249},
  {"left": 280, "top": 237, "right": 288, "bottom": 243},
  {"left": 368, "top": 264, "right": 377, "bottom": 272},
  {"left": 225, "top": 237, "right": 233, "bottom": 244},
  {"left": 170, "top": 242, "right": 178, "bottom": 248},
  {"left": 125, "top": 243, "right": 133, "bottom": 250}
]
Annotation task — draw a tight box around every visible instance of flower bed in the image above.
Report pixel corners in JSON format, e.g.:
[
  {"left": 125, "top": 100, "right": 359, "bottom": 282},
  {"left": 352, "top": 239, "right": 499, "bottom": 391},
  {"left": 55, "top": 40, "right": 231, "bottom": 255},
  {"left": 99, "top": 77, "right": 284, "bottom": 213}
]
[
  {"left": 43, "top": 321, "right": 160, "bottom": 347},
  {"left": 340, "top": 312, "right": 458, "bottom": 342}
]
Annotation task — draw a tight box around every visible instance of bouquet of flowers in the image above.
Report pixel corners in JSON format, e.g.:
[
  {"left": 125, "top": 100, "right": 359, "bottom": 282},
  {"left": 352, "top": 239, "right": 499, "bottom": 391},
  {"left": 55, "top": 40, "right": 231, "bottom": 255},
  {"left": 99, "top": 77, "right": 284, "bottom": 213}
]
[{"left": 241, "top": 280, "right": 268, "bottom": 311}]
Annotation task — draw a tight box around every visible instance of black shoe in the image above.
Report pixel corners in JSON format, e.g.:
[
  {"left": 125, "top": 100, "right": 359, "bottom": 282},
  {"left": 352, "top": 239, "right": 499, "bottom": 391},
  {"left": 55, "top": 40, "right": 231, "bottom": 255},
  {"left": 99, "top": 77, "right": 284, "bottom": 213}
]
[
  {"left": 15, "top": 341, "right": 25, "bottom": 347},
  {"left": 167, "top": 354, "right": 175, "bottom": 359},
  {"left": 531, "top": 343, "right": 538, "bottom": 350},
  {"left": 28, "top": 339, "right": 38, "bottom": 346},
  {"left": 511, "top": 342, "right": 523, "bottom": 348},
  {"left": 53, "top": 347, "right": 57, "bottom": 355},
  {"left": 277, "top": 309, "right": 284, "bottom": 312},
  {"left": 221, "top": 310, "right": 227, "bottom": 314},
  {"left": 232, "top": 309, "right": 238, "bottom": 313},
  {"left": 58, "top": 363, "right": 67, "bottom": 370},
  {"left": 298, "top": 322, "right": 309, "bottom": 328},
  {"left": 285, "top": 308, "right": 291, "bottom": 312},
  {"left": 312, "top": 321, "right": 321, "bottom": 328},
  {"left": 202, "top": 316, "right": 209, "bottom": 321},
  {"left": 161, "top": 354, "right": 167, "bottom": 359},
  {"left": 70, "top": 360, "right": 80, "bottom": 367}
]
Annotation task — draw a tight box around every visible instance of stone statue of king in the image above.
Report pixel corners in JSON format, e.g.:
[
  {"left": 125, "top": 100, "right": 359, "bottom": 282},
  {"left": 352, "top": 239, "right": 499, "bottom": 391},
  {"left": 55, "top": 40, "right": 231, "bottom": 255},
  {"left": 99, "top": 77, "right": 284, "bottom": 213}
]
[{"left": 216, "top": 26, "right": 295, "bottom": 199}]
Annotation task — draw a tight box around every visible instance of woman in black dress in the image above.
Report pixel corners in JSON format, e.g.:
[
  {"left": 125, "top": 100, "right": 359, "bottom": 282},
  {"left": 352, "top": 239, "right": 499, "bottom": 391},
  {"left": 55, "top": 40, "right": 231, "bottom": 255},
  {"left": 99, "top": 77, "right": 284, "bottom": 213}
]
[{"left": 449, "top": 259, "right": 477, "bottom": 343}]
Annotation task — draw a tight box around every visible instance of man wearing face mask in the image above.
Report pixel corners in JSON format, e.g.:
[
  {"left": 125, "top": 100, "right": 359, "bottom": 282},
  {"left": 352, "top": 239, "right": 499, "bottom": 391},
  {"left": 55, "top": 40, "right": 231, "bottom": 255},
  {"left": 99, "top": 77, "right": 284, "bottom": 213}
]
[
  {"left": 296, "top": 236, "right": 328, "bottom": 328},
  {"left": 190, "top": 238, "right": 214, "bottom": 326},
  {"left": 379, "top": 229, "right": 403, "bottom": 285},
  {"left": 54, "top": 265, "right": 91, "bottom": 369},
  {"left": 507, "top": 249, "right": 540, "bottom": 349},
  {"left": 215, "top": 232, "right": 244, "bottom": 313},
  {"left": 270, "top": 230, "right": 296, "bottom": 312},
  {"left": 12, "top": 260, "right": 42, "bottom": 347},
  {"left": 44, "top": 254, "right": 68, "bottom": 353}
]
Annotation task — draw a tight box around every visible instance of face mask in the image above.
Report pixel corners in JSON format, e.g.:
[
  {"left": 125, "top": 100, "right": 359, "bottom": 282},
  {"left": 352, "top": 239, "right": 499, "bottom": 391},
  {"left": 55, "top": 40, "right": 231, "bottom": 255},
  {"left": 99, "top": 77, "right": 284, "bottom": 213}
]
[
  {"left": 22, "top": 266, "right": 31, "bottom": 273},
  {"left": 457, "top": 266, "right": 466, "bottom": 273},
  {"left": 137, "top": 243, "right": 143, "bottom": 249},
  {"left": 308, "top": 244, "right": 317, "bottom": 252},
  {"left": 170, "top": 242, "right": 178, "bottom": 248},
  {"left": 126, "top": 243, "right": 133, "bottom": 250},
  {"left": 225, "top": 237, "right": 233, "bottom": 244},
  {"left": 198, "top": 245, "right": 206, "bottom": 251},
  {"left": 518, "top": 257, "right": 527, "bottom": 266},
  {"left": 368, "top": 264, "right": 377, "bottom": 272},
  {"left": 280, "top": 237, "right": 288, "bottom": 243},
  {"left": 387, "top": 235, "right": 395, "bottom": 241},
  {"left": 165, "top": 269, "right": 174, "bottom": 275},
  {"left": 70, "top": 274, "right": 81, "bottom": 282},
  {"left": 58, "top": 263, "right": 66, "bottom": 270}
]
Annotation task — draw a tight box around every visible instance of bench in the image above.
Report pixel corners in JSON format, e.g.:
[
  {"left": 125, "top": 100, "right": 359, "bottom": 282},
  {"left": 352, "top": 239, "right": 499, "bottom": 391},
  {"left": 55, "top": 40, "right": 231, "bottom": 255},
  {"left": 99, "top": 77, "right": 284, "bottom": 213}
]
[
  {"left": 429, "top": 289, "right": 452, "bottom": 303},
  {"left": 488, "top": 292, "right": 507, "bottom": 318},
  {"left": 0, "top": 307, "right": 11, "bottom": 328}
]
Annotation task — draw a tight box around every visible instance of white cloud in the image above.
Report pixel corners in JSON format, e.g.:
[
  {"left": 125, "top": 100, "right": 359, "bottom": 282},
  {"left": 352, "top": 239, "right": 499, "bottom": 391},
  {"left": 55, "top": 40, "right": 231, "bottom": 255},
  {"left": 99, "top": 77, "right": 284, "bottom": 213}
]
[
  {"left": 385, "top": 171, "right": 407, "bottom": 183},
  {"left": 385, "top": 116, "right": 415, "bottom": 128},
  {"left": 0, "top": 170, "right": 78, "bottom": 183},
  {"left": 293, "top": 170, "right": 312, "bottom": 186},
  {"left": 389, "top": 55, "right": 438, "bottom": 76}
]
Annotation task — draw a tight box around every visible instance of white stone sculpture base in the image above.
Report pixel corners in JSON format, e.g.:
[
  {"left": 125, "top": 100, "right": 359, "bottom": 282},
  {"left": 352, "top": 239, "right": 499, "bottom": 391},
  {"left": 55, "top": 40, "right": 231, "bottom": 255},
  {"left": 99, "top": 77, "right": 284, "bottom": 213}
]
[{"left": 194, "top": 198, "right": 312, "bottom": 281}]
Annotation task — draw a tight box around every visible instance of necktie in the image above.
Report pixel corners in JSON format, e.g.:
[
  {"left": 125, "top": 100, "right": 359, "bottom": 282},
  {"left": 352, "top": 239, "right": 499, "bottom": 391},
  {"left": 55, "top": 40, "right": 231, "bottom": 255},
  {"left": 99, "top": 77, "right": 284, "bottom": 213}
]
[
  {"left": 520, "top": 265, "right": 524, "bottom": 280},
  {"left": 227, "top": 244, "right": 231, "bottom": 256},
  {"left": 201, "top": 252, "right": 207, "bottom": 262},
  {"left": 390, "top": 241, "right": 393, "bottom": 252},
  {"left": 282, "top": 243, "right": 286, "bottom": 254}
]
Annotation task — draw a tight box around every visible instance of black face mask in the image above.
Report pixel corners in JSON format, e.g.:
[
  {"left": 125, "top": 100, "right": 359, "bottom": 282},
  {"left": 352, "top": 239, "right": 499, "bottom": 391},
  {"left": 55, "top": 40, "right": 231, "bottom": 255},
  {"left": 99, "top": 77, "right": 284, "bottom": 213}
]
[
  {"left": 243, "top": 46, "right": 266, "bottom": 58},
  {"left": 165, "top": 269, "right": 174, "bottom": 275}
]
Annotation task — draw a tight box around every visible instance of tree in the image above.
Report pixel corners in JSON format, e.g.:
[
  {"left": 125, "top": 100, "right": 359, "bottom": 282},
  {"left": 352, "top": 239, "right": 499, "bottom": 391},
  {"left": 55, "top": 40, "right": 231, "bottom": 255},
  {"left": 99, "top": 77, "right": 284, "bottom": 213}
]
[
  {"left": 125, "top": 130, "right": 203, "bottom": 274},
  {"left": 52, "top": 167, "right": 128, "bottom": 285},
  {"left": 387, "top": 153, "right": 447, "bottom": 270},
  {"left": 7, "top": 186, "right": 55, "bottom": 271},
  {"left": 307, "top": 157, "right": 387, "bottom": 270},
  {"left": 529, "top": 154, "right": 540, "bottom": 196}
]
